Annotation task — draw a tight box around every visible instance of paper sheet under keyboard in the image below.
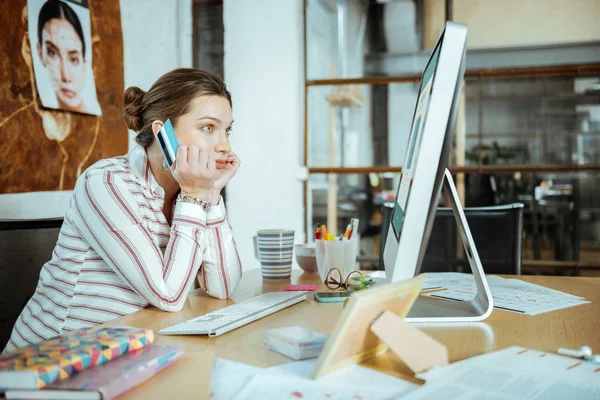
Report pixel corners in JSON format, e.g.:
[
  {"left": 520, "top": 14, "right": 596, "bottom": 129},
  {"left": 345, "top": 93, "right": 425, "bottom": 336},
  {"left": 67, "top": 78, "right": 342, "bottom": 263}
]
[
  {"left": 407, "top": 346, "right": 600, "bottom": 400},
  {"left": 421, "top": 274, "right": 590, "bottom": 315}
]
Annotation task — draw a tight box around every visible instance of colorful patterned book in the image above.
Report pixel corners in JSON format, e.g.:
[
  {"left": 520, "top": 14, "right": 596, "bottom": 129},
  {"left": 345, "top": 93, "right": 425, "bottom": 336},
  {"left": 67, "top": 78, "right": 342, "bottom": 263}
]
[
  {"left": 0, "top": 326, "right": 154, "bottom": 390},
  {"left": 5, "top": 345, "right": 183, "bottom": 400}
]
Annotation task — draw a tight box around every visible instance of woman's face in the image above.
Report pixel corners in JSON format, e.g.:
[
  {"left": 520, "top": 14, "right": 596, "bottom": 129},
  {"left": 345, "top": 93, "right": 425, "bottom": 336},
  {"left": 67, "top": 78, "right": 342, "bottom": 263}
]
[
  {"left": 37, "top": 18, "right": 86, "bottom": 111},
  {"left": 173, "top": 95, "right": 233, "bottom": 179}
]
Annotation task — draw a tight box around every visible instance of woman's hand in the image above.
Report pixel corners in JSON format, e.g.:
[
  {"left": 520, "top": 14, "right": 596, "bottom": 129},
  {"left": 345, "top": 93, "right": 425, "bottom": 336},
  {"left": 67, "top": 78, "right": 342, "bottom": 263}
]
[
  {"left": 212, "top": 151, "right": 241, "bottom": 192},
  {"left": 171, "top": 145, "right": 216, "bottom": 200}
]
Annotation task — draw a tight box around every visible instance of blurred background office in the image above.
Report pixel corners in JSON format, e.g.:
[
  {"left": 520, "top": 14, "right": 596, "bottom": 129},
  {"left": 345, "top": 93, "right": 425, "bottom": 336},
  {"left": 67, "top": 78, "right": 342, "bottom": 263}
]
[{"left": 300, "top": 0, "right": 600, "bottom": 278}]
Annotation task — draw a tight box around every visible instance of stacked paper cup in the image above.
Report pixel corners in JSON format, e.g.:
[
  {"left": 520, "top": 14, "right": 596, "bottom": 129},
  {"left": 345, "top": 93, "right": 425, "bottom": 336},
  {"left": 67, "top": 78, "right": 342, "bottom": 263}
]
[{"left": 254, "top": 230, "right": 295, "bottom": 279}]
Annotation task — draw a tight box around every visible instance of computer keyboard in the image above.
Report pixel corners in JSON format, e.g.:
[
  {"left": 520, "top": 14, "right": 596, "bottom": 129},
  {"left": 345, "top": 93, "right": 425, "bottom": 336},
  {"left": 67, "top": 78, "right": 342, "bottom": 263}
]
[{"left": 157, "top": 291, "right": 309, "bottom": 337}]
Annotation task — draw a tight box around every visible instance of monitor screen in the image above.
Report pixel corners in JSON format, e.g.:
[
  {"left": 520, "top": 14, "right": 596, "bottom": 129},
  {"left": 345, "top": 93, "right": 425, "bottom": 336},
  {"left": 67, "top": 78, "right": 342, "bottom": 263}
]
[{"left": 391, "top": 42, "right": 441, "bottom": 240}]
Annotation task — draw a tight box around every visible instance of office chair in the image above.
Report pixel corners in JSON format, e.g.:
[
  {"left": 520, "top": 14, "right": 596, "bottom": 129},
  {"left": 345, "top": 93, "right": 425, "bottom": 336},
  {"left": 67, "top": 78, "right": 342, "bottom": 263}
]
[
  {"left": 421, "top": 204, "right": 524, "bottom": 275},
  {"left": 379, "top": 203, "right": 524, "bottom": 275},
  {"left": 0, "top": 218, "right": 63, "bottom": 349}
]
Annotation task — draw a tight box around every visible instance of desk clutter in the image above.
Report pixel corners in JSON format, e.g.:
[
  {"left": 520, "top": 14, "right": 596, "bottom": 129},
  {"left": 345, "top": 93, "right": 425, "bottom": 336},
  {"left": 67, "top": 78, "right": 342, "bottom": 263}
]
[
  {"left": 0, "top": 327, "right": 182, "bottom": 399},
  {"left": 413, "top": 346, "right": 600, "bottom": 399},
  {"left": 213, "top": 346, "right": 600, "bottom": 399},
  {"left": 0, "top": 271, "right": 595, "bottom": 399},
  {"left": 314, "top": 219, "right": 360, "bottom": 283},
  {"left": 422, "top": 272, "right": 590, "bottom": 315}
]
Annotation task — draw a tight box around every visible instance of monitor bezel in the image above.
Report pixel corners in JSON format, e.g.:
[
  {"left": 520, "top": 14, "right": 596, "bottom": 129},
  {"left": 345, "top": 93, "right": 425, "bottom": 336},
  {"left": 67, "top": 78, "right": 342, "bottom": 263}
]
[{"left": 382, "top": 21, "right": 468, "bottom": 283}]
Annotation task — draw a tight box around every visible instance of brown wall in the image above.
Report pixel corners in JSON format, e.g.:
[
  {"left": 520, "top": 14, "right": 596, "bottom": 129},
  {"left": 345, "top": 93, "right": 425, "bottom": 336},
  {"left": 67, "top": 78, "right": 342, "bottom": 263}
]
[{"left": 0, "top": 1, "right": 128, "bottom": 194}]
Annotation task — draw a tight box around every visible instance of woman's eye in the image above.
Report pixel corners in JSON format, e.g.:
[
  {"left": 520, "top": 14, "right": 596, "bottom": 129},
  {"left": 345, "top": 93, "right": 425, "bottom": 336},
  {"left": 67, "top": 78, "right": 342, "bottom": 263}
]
[
  {"left": 201, "top": 125, "right": 214, "bottom": 133},
  {"left": 226, "top": 128, "right": 233, "bottom": 136},
  {"left": 47, "top": 48, "right": 57, "bottom": 58},
  {"left": 70, "top": 56, "right": 80, "bottom": 66}
]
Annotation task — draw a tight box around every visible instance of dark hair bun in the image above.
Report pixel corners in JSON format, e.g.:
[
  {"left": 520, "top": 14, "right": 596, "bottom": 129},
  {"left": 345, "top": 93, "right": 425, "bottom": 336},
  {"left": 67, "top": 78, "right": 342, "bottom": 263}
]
[{"left": 123, "top": 86, "right": 146, "bottom": 132}]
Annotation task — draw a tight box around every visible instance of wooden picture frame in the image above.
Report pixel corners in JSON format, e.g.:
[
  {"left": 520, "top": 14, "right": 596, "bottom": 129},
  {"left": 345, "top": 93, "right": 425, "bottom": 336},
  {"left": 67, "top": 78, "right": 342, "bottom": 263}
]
[{"left": 312, "top": 275, "right": 424, "bottom": 378}]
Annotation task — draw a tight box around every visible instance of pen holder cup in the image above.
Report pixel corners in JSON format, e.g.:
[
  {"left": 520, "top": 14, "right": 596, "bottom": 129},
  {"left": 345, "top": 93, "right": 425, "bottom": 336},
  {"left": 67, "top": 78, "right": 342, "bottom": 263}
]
[{"left": 315, "top": 238, "right": 359, "bottom": 283}]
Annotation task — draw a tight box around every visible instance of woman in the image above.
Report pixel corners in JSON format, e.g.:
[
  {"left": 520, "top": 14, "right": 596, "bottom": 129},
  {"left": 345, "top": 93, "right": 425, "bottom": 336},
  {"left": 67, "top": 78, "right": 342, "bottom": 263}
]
[
  {"left": 36, "top": 0, "right": 89, "bottom": 113},
  {"left": 4, "top": 68, "right": 242, "bottom": 351}
]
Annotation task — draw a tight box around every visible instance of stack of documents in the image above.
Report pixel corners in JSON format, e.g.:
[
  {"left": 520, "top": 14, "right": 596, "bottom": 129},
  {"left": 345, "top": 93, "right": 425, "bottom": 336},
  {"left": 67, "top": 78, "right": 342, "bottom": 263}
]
[
  {"left": 422, "top": 273, "right": 590, "bottom": 315},
  {"left": 410, "top": 346, "right": 600, "bottom": 399},
  {"left": 212, "top": 346, "right": 600, "bottom": 399}
]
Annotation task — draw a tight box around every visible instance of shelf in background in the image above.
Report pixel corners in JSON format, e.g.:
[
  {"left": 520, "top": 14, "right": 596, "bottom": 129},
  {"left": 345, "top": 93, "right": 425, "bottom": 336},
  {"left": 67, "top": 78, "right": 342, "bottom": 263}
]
[
  {"left": 465, "top": 93, "right": 600, "bottom": 102},
  {"left": 465, "top": 132, "right": 542, "bottom": 139},
  {"left": 465, "top": 131, "right": 600, "bottom": 139},
  {"left": 307, "top": 63, "right": 600, "bottom": 87},
  {"left": 522, "top": 260, "right": 600, "bottom": 270},
  {"left": 307, "top": 163, "right": 600, "bottom": 175},
  {"left": 354, "top": 257, "right": 600, "bottom": 271},
  {"left": 363, "top": 41, "right": 600, "bottom": 79}
]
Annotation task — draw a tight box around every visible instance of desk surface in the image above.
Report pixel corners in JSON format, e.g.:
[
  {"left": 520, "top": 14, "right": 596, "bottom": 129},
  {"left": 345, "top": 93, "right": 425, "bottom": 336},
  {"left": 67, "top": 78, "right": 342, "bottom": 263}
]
[{"left": 107, "top": 270, "right": 600, "bottom": 399}]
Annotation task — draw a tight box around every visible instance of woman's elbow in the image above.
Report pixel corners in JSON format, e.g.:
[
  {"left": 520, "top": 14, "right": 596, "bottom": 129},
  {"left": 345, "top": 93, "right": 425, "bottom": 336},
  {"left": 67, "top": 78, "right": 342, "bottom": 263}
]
[
  {"left": 207, "top": 290, "right": 231, "bottom": 300},
  {"left": 207, "top": 281, "right": 240, "bottom": 300},
  {"left": 153, "top": 299, "right": 186, "bottom": 312}
]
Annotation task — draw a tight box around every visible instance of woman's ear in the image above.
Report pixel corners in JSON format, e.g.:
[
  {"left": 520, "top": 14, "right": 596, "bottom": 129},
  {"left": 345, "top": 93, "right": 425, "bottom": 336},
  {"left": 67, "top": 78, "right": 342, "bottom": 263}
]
[{"left": 151, "top": 120, "right": 164, "bottom": 136}]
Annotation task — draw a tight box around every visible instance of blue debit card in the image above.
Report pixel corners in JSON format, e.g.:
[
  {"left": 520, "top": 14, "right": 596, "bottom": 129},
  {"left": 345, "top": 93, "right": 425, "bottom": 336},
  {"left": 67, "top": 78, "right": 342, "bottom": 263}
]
[{"left": 157, "top": 119, "right": 179, "bottom": 168}]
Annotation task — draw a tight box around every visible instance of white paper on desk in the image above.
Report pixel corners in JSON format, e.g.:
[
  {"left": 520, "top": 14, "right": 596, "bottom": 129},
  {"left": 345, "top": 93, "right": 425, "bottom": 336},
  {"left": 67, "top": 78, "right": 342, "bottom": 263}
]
[
  {"left": 267, "top": 359, "right": 417, "bottom": 396},
  {"left": 488, "top": 278, "right": 590, "bottom": 315},
  {"left": 212, "top": 358, "right": 417, "bottom": 400},
  {"left": 265, "top": 359, "right": 316, "bottom": 378},
  {"left": 406, "top": 346, "right": 600, "bottom": 400},
  {"left": 421, "top": 272, "right": 478, "bottom": 290},
  {"left": 230, "top": 373, "right": 410, "bottom": 400},
  {"left": 494, "top": 278, "right": 584, "bottom": 299},
  {"left": 422, "top": 276, "right": 590, "bottom": 315},
  {"left": 210, "top": 358, "right": 263, "bottom": 400}
]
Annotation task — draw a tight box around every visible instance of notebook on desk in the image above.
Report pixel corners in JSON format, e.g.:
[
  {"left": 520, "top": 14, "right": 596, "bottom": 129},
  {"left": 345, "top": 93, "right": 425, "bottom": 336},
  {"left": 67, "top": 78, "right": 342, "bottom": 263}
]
[
  {"left": 0, "top": 327, "right": 153, "bottom": 390},
  {"left": 5, "top": 345, "right": 184, "bottom": 400}
]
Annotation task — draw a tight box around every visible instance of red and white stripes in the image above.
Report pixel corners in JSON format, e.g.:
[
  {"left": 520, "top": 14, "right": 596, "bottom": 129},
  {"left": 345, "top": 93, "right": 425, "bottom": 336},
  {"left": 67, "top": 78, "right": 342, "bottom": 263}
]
[{"left": 4, "top": 146, "right": 242, "bottom": 352}]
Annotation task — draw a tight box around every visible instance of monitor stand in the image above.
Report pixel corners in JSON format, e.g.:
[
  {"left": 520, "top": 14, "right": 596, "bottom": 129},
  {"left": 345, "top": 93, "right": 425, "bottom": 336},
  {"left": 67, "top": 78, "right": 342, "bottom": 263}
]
[{"left": 405, "top": 169, "right": 494, "bottom": 323}]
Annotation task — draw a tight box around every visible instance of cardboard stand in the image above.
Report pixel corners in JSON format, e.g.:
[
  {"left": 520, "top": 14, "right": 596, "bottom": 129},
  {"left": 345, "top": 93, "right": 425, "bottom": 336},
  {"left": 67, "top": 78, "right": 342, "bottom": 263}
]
[
  {"left": 370, "top": 311, "right": 448, "bottom": 374},
  {"left": 313, "top": 276, "right": 450, "bottom": 379}
]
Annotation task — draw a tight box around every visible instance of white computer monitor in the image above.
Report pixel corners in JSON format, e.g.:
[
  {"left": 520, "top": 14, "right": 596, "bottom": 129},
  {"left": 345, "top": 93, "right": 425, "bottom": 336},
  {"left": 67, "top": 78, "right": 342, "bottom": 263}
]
[
  {"left": 380, "top": 21, "right": 467, "bottom": 283},
  {"left": 376, "top": 22, "right": 493, "bottom": 322}
]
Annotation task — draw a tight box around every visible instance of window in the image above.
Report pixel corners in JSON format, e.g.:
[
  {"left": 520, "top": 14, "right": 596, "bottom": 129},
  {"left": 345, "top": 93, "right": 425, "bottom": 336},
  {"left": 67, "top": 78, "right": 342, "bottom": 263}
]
[{"left": 304, "top": 0, "right": 600, "bottom": 273}]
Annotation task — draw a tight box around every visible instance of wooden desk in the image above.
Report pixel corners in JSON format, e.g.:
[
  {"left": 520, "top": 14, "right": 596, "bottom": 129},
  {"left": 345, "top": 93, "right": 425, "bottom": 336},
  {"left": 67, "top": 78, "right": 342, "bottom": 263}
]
[{"left": 106, "top": 269, "right": 600, "bottom": 399}]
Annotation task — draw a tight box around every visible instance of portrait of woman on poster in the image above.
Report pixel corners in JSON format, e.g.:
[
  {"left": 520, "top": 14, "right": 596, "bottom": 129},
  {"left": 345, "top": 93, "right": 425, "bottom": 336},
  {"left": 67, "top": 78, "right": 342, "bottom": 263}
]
[{"left": 30, "top": 0, "right": 102, "bottom": 115}]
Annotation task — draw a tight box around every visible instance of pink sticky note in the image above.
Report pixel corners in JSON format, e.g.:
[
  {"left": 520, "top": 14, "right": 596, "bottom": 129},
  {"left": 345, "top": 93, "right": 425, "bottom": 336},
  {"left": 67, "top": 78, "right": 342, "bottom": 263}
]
[{"left": 285, "top": 284, "right": 317, "bottom": 292}]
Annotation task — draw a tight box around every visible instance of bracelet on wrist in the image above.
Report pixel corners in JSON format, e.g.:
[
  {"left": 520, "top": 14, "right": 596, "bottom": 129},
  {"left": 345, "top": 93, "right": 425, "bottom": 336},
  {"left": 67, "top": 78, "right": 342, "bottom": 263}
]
[{"left": 177, "top": 192, "right": 212, "bottom": 212}]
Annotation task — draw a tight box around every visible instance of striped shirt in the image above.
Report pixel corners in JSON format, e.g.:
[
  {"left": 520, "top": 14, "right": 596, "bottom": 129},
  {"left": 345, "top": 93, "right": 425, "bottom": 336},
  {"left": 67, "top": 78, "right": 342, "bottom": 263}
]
[{"left": 4, "top": 146, "right": 242, "bottom": 352}]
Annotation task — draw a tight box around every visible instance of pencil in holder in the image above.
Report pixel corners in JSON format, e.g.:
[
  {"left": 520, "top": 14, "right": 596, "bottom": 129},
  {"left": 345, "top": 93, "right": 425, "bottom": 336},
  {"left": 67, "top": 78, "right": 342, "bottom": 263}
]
[{"left": 315, "top": 237, "right": 359, "bottom": 283}]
